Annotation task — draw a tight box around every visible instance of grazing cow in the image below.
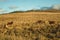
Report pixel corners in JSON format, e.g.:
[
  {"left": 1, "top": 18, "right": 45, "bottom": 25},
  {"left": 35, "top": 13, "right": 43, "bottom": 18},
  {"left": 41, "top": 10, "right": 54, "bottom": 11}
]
[
  {"left": 5, "top": 21, "right": 13, "bottom": 29},
  {"left": 48, "top": 21, "right": 55, "bottom": 24},
  {"left": 35, "top": 20, "right": 45, "bottom": 24},
  {"left": 7, "top": 21, "right": 13, "bottom": 25}
]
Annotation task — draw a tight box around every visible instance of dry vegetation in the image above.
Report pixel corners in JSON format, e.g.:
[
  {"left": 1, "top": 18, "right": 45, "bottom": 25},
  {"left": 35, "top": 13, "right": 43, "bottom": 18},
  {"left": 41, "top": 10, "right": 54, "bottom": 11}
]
[{"left": 0, "top": 11, "right": 60, "bottom": 40}]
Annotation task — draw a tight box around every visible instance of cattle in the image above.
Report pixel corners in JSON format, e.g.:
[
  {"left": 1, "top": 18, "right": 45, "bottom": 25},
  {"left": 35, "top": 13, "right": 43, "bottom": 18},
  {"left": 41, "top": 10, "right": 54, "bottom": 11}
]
[
  {"left": 5, "top": 21, "right": 13, "bottom": 29},
  {"left": 48, "top": 21, "right": 55, "bottom": 24},
  {"left": 7, "top": 21, "right": 13, "bottom": 25},
  {"left": 35, "top": 20, "right": 45, "bottom": 24}
]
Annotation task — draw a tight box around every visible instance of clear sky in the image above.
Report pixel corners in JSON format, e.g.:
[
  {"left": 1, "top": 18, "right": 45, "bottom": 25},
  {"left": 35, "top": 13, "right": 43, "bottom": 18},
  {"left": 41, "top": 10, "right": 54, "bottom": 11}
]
[{"left": 0, "top": 0, "right": 60, "bottom": 13}]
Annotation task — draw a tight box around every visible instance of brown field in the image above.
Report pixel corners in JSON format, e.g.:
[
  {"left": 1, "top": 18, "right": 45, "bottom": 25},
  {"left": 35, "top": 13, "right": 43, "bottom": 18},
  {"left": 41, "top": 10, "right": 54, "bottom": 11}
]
[{"left": 0, "top": 12, "right": 60, "bottom": 40}]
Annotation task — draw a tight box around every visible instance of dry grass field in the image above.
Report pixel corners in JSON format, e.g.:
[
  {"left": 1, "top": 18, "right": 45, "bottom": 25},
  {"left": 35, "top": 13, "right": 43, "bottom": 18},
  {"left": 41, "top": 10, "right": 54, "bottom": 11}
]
[{"left": 0, "top": 12, "right": 60, "bottom": 40}]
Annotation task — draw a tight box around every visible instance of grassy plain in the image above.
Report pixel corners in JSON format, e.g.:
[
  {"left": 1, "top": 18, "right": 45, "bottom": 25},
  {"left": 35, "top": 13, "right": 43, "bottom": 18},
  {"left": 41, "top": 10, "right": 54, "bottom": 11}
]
[{"left": 0, "top": 12, "right": 60, "bottom": 40}]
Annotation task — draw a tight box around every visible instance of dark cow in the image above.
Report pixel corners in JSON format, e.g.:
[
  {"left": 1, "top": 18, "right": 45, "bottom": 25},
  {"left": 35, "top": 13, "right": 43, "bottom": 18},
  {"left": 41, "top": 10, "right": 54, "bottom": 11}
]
[
  {"left": 7, "top": 21, "right": 13, "bottom": 25},
  {"left": 35, "top": 20, "right": 45, "bottom": 24},
  {"left": 48, "top": 21, "right": 55, "bottom": 24}
]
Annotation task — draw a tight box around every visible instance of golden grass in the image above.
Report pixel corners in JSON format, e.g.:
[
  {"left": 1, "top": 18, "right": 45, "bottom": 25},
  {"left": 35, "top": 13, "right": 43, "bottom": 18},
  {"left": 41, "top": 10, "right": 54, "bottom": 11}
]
[{"left": 0, "top": 12, "right": 60, "bottom": 40}]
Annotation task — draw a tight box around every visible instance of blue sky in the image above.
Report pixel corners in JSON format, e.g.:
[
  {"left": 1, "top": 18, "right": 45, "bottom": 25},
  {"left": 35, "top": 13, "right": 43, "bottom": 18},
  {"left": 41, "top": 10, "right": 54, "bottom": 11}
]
[{"left": 0, "top": 0, "right": 60, "bottom": 13}]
